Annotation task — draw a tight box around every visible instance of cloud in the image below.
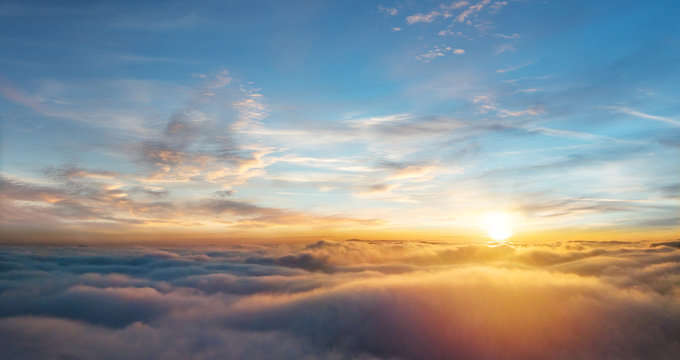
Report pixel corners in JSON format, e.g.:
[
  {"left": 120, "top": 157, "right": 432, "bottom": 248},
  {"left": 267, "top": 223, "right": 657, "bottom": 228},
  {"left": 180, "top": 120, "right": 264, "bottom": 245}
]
[
  {"left": 354, "top": 183, "right": 399, "bottom": 197},
  {"left": 402, "top": 0, "right": 511, "bottom": 45},
  {"left": 1, "top": 241, "right": 679, "bottom": 359},
  {"left": 496, "top": 60, "right": 533, "bottom": 73},
  {"left": 612, "top": 107, "right": 680, "bottom": 127},
  {"left": 232, "top": 87, "right": 269, "bottom": 130},
  {"left": 377, "top": 5, "right": 398, "bottom": 16},
  {"left": 0, "top": 174, "right": 157, "bottom": 227},
  {"left": 0, "top": 75, "right": 45, "bottom": 114},
  {"left": 110, "top": 12, "right": 203, "bottom": 31},
  {"left": 456, "top": 0, "right": 491, "bottom": 23},
  {"left": 406, "top": 1, "right": 470, "bottom": 25},
  {"left": 221, "top": 267, "right": 680, "bottom": 359},
  {"left": 205, "top": 69, "right": 233, "bottom": 90},
  {"left": 406, "top": 11, "right": 441, "bottom": 25},
  {"left": 442, "top": 1, "right": 471, "bottom": 11},
  {"left": 488, "top": 1, "right": 508, "bottom": 14},
  {"left": 494, "top": 43, "right": 517, "bottom": 54},
  {"left": 44, "top": 165, "right": 118, "bottom": 181},
  {"left": 381, "top": 161, "right": 438, "bottom": 182},
  {"left": 0, "top": 169, "right": 380, "bottom": 231},
  {"left": 494, "top": 32, "right": 520, "bottom": 39},
  {"left": 528, "top": 126, "right": 628, "bottom": 143},
  {"left": 344, "top": 114, "right": 463, "bottom": 136},
  {"left": 122, "top": 73, "right": 277, "bottom": 186},
  {"left": 189, "top": 197, "right": 383, "bottom": 228},
  {"left": 0, "top": 75, "right": 178, "bottom": 136},
  {"left": 415, "top": 45, "right": 453, "bottom": 62},
  {"left": 438, "top": 29, "right": 466, "bottom": 37},
  {"left": 0, "top": 68, "right": 273, "bottom": 197},
  {"left": 0, "top": 316, "right": 308, "bottom": 360},
  {"left": 113, "top": 54, "right": 199, "bottom": 64},
  {"left": 415, "top": 45, "right": 465, "bottom": 62}
]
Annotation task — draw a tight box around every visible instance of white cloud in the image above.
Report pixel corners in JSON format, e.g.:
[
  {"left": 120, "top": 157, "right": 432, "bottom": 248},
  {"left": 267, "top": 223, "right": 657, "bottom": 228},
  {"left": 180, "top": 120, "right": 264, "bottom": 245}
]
[
  {"left": 438, "top": 29, "right": 467, "bottom": 37},
  {"left": 489, "top": 1, "right": 508, "bottom": 14},
  {"left": 495, "top": 43, "right": 517, "bottom": 54},
  {"left": 518, "top": 88, "right": 541, "bottom": 93},
  {"left": 415, "top": 45, "right": 453, "bottom": 62},
  {"left": 528, "top": 126, "right": 636, "bottom": 144},
  {"left": 496, "top": 60, "right": 533, "bottom": 73},
  {"left": 232, "top": 87, "right": 269, "bottom": 130},
  {"left": 497, "top": 106, "right": 543, "bottom": 117},
  {"left": 406, "top": 10, "right": 441, "bottom": 24},
  {"left": 378, "top": 5, "right": 398, "bottom": 16},
  {"left": 494, "top": 32, "right": 520, "bottom": 39},
  {"left": 207, "top": 69, "right": 233, "bottom": 89},
  {"left": 456, "top": 0, "right": 491, "bottom": 23},
  {"left": 441, "top": 1, "right": 470, "bottom": 10},
  {"left": 613, "top": 107, "right": 680, "bottom": 127},
  {"left": 110, "top": 12, "right": 202, "bottom": 31}
]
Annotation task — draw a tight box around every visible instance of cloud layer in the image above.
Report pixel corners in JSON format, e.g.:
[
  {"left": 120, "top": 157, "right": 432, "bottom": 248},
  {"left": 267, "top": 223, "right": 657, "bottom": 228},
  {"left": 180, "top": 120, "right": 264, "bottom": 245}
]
[{"left": 1, "top": 240, "right": 679, "bottom": 359}]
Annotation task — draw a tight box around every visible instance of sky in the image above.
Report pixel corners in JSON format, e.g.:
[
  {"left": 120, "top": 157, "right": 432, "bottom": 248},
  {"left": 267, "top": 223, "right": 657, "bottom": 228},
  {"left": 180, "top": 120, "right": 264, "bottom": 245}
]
[
  {"left": 1, "top": 0, "right": 679, "bottom": 244},
  {"left": 1, "top": 2, "right": 680, "bottom": 358},
  {"left": 2, "top": 240, "right": 680, "bottom": 359}
]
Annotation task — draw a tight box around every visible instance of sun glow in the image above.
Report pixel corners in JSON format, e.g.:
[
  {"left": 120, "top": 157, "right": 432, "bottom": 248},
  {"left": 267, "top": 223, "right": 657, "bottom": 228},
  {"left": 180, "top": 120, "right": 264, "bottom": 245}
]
[{"left": 481, "top": 212, "right": 514, "bottom": 241}]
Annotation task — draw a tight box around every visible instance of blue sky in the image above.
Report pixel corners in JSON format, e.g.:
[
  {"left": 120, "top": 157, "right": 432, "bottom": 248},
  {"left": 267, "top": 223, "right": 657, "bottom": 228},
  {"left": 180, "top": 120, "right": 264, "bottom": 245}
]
[{"left": 1, "top": 0, "right": 678, "bottom": 242}]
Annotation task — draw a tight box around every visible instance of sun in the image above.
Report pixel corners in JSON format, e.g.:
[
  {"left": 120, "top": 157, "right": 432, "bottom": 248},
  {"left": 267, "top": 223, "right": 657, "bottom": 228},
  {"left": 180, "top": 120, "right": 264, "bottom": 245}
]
[{"left": 481, "top": 212, "right": 514, "bottom": 241}]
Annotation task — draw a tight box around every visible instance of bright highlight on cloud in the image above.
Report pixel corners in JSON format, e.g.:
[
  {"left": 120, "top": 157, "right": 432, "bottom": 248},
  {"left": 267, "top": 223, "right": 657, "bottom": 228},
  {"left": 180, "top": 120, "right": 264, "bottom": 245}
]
[{"left": 1, "top": 240, "right": 679, "bottom": 359}]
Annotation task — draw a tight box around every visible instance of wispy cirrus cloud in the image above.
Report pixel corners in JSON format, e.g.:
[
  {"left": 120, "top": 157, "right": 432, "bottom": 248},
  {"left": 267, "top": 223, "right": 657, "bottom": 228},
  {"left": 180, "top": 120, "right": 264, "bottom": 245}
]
[
  {"left": 496, "top": 60, "right": 533, "bottom": 73},
  {"left": 109, "top": 12, "right": 204, "bottom": 31},
  {"left": 0, "top": 173, "right": 381, "bottom": 231},
  {"left": 377, "top": 5, "right": 398, "bottom": 17},
  {"left": 611, "top": 107, "right": 680, "bottom": 127},
  {"left": 232, "top": 88, "right": 269, "bottom": 130}
]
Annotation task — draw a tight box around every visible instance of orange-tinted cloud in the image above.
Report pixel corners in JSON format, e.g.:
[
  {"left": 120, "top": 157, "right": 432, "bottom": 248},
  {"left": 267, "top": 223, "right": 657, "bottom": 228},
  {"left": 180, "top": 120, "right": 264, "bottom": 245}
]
[{"left": 1, "top": 240, "right": 679, "bottom": 359}]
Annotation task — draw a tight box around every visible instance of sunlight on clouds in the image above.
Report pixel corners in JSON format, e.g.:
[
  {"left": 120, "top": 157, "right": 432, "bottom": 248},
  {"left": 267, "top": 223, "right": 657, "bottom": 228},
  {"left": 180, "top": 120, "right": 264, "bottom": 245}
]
[
  {"left": 0, "top": 1, "right": 678, "bottom": 357},
  {"left": 1, "top": 240, "right": 679, "bottom": 359}
]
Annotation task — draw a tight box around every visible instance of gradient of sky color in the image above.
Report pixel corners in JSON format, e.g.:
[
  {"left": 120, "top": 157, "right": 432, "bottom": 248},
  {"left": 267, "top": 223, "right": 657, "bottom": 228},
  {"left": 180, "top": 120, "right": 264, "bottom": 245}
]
[{"left": 1, "top": 0, "right": 679, "bottom": 243}]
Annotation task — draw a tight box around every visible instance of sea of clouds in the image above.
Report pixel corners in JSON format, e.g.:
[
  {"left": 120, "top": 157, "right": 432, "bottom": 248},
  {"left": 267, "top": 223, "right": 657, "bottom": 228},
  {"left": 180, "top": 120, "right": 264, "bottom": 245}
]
[{"left": 1, "top": 239, "right": 679, "bottom": 359}]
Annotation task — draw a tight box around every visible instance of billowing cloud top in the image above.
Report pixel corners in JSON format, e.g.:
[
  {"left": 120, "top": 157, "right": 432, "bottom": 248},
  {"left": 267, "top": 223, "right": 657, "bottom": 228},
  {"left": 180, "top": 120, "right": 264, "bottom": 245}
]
[{"left": 1, "top": 240, "right": 680, "bottom": 359}]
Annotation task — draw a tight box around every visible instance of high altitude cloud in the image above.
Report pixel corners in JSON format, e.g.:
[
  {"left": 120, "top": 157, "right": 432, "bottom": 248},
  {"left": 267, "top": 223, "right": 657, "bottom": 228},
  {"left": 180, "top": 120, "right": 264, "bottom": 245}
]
[
  {"left": 1, "top": 240, "right": 679, "bottom": 359},
  {"left": 0, "top": 173, "right": 379, "bottom": 231},
  {"left": 1, "top": 0, "right": 678, "bottom": 241}
]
